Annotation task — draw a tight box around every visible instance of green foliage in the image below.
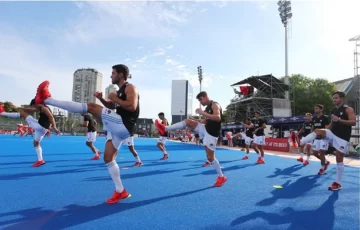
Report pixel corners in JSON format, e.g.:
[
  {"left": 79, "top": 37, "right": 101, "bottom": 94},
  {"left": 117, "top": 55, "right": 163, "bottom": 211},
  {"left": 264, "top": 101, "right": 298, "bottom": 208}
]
[
  {"left": 224, "top": 103, "right": 244, "bottom": 123},
  {"left": 281, "top": 74, "right": 336, "bottom": 115},
  {"left": 0, "top": 101, "right": 17, "bottom": 112}
]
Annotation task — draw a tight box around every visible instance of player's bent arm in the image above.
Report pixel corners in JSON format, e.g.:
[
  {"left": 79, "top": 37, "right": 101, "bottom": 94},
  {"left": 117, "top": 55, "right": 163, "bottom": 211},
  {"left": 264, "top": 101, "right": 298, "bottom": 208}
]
[
  {"left": 99, "top": 98, "right": 115, "bottom": 109},
  {"left": 202, "top": 103, "right": 221, "bottom": 122},
  {"left": 112, "top": 85, "right": 138, "bottom": 112},
  {"left": 340, "top": 107, "right": 356, "bottom": 126},
  {"left": 41, "top": 106, "right": 57, "bottom": 130}
]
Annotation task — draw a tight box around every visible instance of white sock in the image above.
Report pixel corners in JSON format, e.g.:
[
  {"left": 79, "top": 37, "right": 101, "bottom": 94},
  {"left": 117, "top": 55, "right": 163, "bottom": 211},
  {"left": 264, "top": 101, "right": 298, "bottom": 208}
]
[
  {"left": 106, "top": 161, "right": 124, "bottom": 193},
  {"left": 135, "top": 156, "right": 141, "bottom": 162},
  {"left": 44, "top": 98, "right": 87, "bottom": 114},
  {"left": 35, "top": 146, "right": 43, "bottom": 161},
  {"left": 211, "top": 159, "right": 224, "bottom": 177},
  {"left": 321, "top": 165, "right": 325, "bottom": 170},
  {"left": 300, "top": 152, "right": 304, "bottom": 158},
  {"left": 165, "top": 121, "right": 186, "bottom": 131},
  {"left": 301, "top": 132, "right": 317, "bottom": 145},
  {"left": 95, "top": 150, "right": 99, "bottom": 156},
  {"left": 306, "top": 155, "right": 310, "bottom": 161},
  {"left": 336, "top": 162, "right": 344, "bottom": 183},
  {"left": 0, "top": 112, "right": 20, "bottom": 118},
  {"left": 163, "top": 150, "right": 168, "bottom": 155}
]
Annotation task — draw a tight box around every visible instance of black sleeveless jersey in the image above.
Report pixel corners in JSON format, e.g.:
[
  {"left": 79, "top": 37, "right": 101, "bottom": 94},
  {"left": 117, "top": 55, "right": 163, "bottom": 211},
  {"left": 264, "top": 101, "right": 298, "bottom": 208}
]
[
  {"left": 84, "top": 115, "right": 96, "bottom": 132},
  {"left": 312, "top": 114, "right": 330, "bottom": 140},
  {"left": 204, "top": 101, "right": 222, "bottom": 137},
  {"left": 330, "top": 104, "right": 352, "bottom": 141},
  {"left": 115, "top": 82, "right": 140, "bottom": 135},
  {"left": 38, "top": 106, "right": 51, "bottom": 129},
  {"left": 161, "top": 119, "right": 169, "bottom": 137},
  {"left": 245, "top": 125, "right": 255, "bottom": 138},
  {"left": 253, "top": 118, "right": 265, "bottom": 136},
  {"left": 301, "top": 121, "right": 313, "bottom": 137}
]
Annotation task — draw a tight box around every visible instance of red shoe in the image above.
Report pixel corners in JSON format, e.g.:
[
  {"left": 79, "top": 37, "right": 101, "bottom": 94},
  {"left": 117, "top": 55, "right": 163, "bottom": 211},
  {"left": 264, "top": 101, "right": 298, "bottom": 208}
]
[
  {"left": 0, "top": 104, "right": 4, "bottom": 113},
  {"left": 242, "top": 155, "right": 249, "bottom": 160},
  {"left": 214, "top": 176, "right": 227, "bottom": 187},
  {"left": 32, "top": 160, "right": 45, "bottom": 167},
  {"left": 106, "top": 189, "right": 130, "bottom": 204},
  {"left": 133, "top": 161, "right": 143, "bottom": 167},
  {"left": 328, "top": 182, "right": 342, "bottom": 191},
  {"left": 155, "top": 120, "right": 166, "bottom": 136},
  {"left": 303, "top": 160, "right": 309, "bottom": 166},
  {"left": 160, "top": 154, "right": 168, "bottom": 160},
  {"left": 91, "top": 155, "right": 100, "bottom": 160},
  {"left": 35, "top": 80, "right": 51, "bottom": 104},
  {"left": 324, "top": 161, "right": 330, "bottom": 171},
  {"left": 297, "top": 157, "right": 303, "bottom": 162},
  {"left": 318, "top": 169, "right": 325, "bottom": 175},
  {"left": 256, "top": 158, "right": 265, "bottom": 164},
  {"left": 202, "top": 161, "right": 211, "bottom": 167},
  {"left": 97, "top": 150, "right": 102, "bottom": 155}
]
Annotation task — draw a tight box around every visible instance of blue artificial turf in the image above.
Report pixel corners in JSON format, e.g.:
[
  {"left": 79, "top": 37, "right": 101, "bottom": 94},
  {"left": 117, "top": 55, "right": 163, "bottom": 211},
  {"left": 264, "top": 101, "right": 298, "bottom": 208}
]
[{"left": 0, "top": 135, "right": 359, "bottom": 230}]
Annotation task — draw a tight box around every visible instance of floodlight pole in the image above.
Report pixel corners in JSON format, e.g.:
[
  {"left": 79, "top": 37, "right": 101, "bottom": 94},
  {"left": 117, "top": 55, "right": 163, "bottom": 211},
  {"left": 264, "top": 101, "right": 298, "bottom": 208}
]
[
  {"left": 285, "top": 22, "right": 289, "bottom": 100},
  {"left": 198, "top": 66, "right": 203, "bottom": 118}
]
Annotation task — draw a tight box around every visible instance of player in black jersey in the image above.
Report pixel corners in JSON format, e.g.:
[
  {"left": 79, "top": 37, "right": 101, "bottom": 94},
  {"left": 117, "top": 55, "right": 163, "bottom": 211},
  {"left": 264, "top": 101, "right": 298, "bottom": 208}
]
[
  {"left": 155, "top": 91, "right": 227, "bottom": 187},
  {"left": 237, "top": 118, "right": 258, "bottom": 160},
  {"left": 300, "top": 91, "right": 356, "bottom": 190},
  {"left": 79, "top": 114, "right": 101, "bottom": 160},
  {"left": 309, "top": 104, "right": 331, "bottom": 172},
  {"left": 252, "top": 111, "right": 267, "bottom": 164},
  {"left": 297, "top": 113, "right": 313, "bottom": 163},
  {"left": 35, "top": 64, "right": 139, "bottom": 203},
  {"left": 157, "top": 112, "right": 170, "bottom": 160},
  {"left": 95, "top": 92, "right": 143, "bottom": 167},
  {"left": 0, "top": 99, "right": 59, "bottom": 167}
]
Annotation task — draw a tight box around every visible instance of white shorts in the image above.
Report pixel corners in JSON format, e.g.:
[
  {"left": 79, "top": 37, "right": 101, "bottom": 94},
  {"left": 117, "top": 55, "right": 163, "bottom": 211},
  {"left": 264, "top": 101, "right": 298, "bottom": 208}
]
[
  {"left": 254, "top": 135, "right": 266, "bottom": 146},
  {"left": 25, "top": 116, "right": 47, "bottom": 142},
  {"left": 301, "top": 137, "right": 313, "bottom": 146},
  {"left": 125, "top": 136, "right": 134, "bottom": 146},
  {"left": 158, "top": 136, "right": 167, "bottom": 145},
  {"left": 101, "top": 108, "right": 130, "bottom": 150},
  {"left": 241, "top": 133, "right": 253, "bottom": 146},
  {"left": 324, "top": 129, "right": 350, "bottom": 154},
  {"left": 194, "top": 123, "right": 218, "bottom": 151},
  {"left": 86, "top": 131, "right": 97, "bottom": 142},
  {"left": 312, "top": 139, "right": 329, "bottom": 151}
]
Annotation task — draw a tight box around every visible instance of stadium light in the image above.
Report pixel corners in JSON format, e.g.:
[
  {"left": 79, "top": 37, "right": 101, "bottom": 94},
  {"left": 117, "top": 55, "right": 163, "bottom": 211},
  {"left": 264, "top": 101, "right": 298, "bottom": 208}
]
[
  {"left": 197, "top": 66, "right": 203, "bottom": 110},
  {"left": 277, "top": 0, "right": 292, "bottom": 100}
]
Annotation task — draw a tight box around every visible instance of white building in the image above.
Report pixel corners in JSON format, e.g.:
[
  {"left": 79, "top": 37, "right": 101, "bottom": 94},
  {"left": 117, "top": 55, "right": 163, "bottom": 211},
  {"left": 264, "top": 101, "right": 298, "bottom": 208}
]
[
  {"left": 171, "top": 80, "right": 193, "bottom": 124},
  {"left": 71, "top": 68, "right": 103, "bottom": 123},
  {"left": 105, "top": 84, "right": 118, "bottom": 99}
]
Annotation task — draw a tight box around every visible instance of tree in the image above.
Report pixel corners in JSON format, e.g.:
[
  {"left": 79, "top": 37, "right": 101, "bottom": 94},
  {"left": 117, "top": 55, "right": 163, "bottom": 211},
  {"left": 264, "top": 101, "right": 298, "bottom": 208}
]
[
  {"left": 224, "top": 103, "right": 244, "bottom": 123},
  {"left": 0, "top": 101, "right": 18, "bottom": 112},
  {"left": 281, "top": 74, "right": 336, "bottom": 115}
]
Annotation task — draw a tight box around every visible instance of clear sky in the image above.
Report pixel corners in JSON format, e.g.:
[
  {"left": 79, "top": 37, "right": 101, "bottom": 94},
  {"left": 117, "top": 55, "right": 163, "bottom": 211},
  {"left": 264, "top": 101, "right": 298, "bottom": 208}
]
[{"left": 0, "top": 0, "right": 358, "bottom": 122}]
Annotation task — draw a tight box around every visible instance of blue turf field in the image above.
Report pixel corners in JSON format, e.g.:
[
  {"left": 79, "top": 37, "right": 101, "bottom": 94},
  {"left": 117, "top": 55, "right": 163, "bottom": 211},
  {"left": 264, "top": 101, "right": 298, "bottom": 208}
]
[{"left": 0, "top": 135, "right": 359, "bottom": 230}]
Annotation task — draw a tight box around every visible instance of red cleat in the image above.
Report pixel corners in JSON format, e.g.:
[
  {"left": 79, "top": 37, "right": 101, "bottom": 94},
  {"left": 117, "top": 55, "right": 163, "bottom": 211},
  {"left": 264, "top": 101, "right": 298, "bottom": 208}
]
[
  {"left": 32, "top": 160, "right": 45, "bottom": 167},
  {"left": 91, "top": 155, "right": 100, "bottom": 160},
  {"left": 155, "top": 120, "right": 166, "bottom": 136},
  {"left": 328, "top": 182, "right": 342, "bottom": 191},
  {"left": 202, "top": 161, "right": 211, "bottom": 167},
  {"left": 303, "top": 160, "right": 309, "bottom": 166},
  {"left": 106, "top": 189, "right": 130, "bottom": 204},
  {"left": 160, "top": 154, "right": 169, "bottom": 160},
  {"left": 0, "top": 104, "right": 4, "bottom": 113},
  {"left": 133, "top": 161, "right": 143, "bottom": 167},
  {"left": 256, "top": 158, "right": 265, "bottom": 164},
  {"left": 297, "top": 157, "right": 303, "bottom": 162},
  {"left": 318, "top": 169, "right": 325, "bottom": 175},
  {"left": 214, "top": 176, "right": 227, "bottom": 187},
  {"left": 35, "top": 80, "right": 51, "bottom": 104},
  {"left": 242, "top": 155, "right": 249, "bottom": 160}
]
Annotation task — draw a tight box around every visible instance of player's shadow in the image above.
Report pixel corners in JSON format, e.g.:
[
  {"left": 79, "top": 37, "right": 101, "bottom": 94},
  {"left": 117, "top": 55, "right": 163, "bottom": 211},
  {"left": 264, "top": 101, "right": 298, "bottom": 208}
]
[
  {"left": 184, "top": 163, "right": 258, "bottom": 177},
  {"left": 0, "top": 167, "right": 103, "bottom": 181},
  {"left": 0, "top": 186, "right": 213, "bottom": 230},
  {"left": 267, "top": 165, "right": 303, "bottom": 179},
  {"left": 0, "top": 159, "right": 89, "bottom": 166},
  {"left": 84, "top": 167, "right": 198, "bottom": 181},
  {"left": 256, "top": 175, "right": 321, "bottom": 206},
  {"left": 231, "top": 192, "right": 339, "bottom": 229}
]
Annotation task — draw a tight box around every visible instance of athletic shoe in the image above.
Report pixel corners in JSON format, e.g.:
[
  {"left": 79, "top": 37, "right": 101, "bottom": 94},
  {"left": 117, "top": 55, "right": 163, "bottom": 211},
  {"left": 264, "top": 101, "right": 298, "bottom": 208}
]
[
  {"left": 328, "top": 182, "right": 342, "bottom": 191},
  {"left": 242, "top": 155, "right": 249, "bottom": 160},
  {"left": 133, "top": 162, "right": 143, "bottom": 167},
  {"left": 297, "top": 157, "right": 303, "bottom": 162},
  {"left": 202, "top": 161, "right": 211, "bottom": 167},
  {"left": 160, "top": 154, "right": 168, "bottom": 160},
  {"left": 106, "top": 189, "right": 130, "bottom": 204},
  {"left": 35, "top": 81, "right": 51, "bottom": 104},
  {"left": 214, "top": 176, "right": 227, "bottom": 187},
  {"left": 32, "top": 160, "right": 45, "bottom": 167},
  {"left": 303, "top": 160, "right": 309, "bottom": 166},
  {"left": 155, "top": 120, "right": 166, "bottom": 136}
]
